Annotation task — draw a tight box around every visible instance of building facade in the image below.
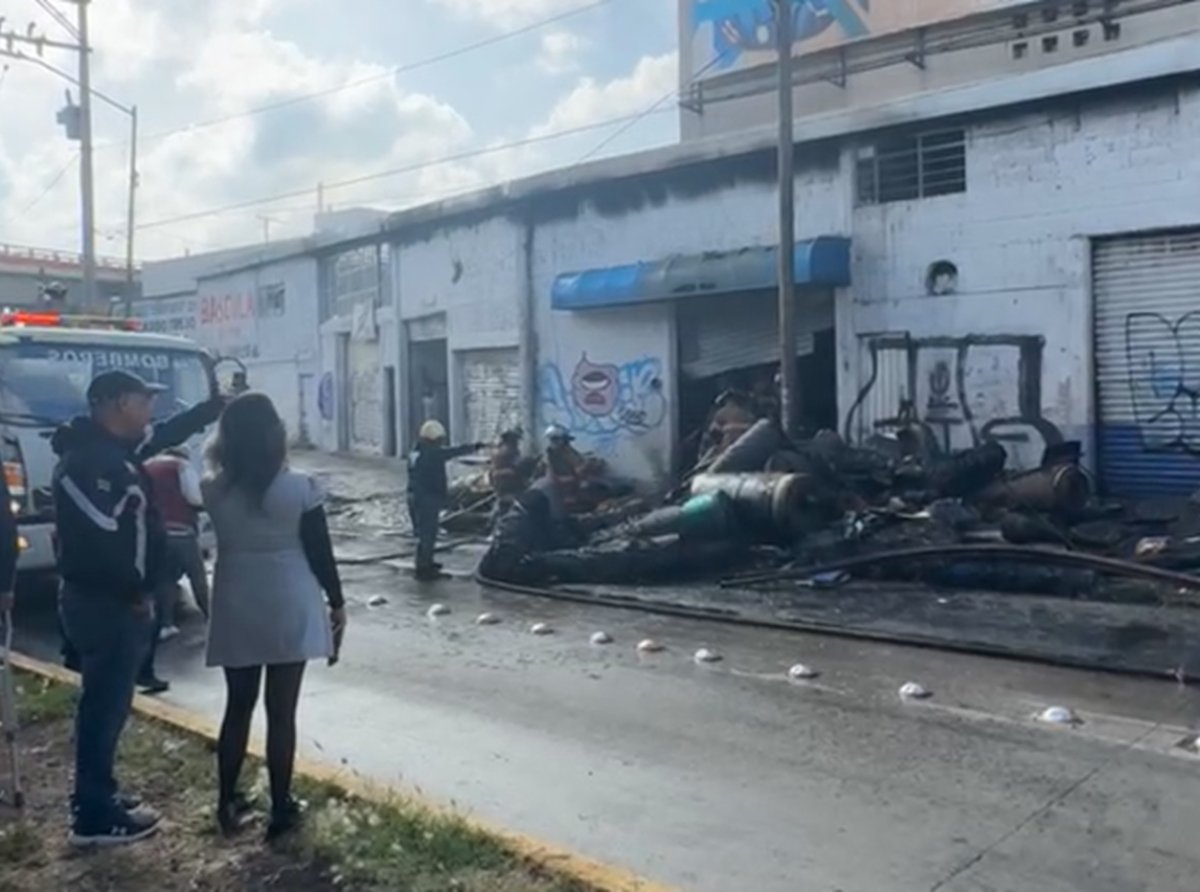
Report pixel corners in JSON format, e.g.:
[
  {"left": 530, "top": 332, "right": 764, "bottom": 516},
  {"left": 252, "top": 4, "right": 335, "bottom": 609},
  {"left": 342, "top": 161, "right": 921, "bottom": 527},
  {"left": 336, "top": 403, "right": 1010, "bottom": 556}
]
[{"left": 372, "top": 34, "right": 1199, "bottom": 495}]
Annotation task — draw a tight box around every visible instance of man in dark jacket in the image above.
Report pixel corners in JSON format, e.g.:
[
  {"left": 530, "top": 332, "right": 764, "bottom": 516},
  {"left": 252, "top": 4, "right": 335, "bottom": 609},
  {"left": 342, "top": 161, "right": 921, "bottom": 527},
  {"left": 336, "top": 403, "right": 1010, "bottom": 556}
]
[
  {"left": 53, "top": 369, "right": 222, "bottom": 847},
  {"left": 407, "top": 420, "right": 483, "bottom": 581}
]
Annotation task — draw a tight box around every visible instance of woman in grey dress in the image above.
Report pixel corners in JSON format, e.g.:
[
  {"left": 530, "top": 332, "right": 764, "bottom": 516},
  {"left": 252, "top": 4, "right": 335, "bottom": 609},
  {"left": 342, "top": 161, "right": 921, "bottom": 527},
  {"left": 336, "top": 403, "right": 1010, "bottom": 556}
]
[{"left": 203, "top": 393, "right": 346, "bottom": 839}]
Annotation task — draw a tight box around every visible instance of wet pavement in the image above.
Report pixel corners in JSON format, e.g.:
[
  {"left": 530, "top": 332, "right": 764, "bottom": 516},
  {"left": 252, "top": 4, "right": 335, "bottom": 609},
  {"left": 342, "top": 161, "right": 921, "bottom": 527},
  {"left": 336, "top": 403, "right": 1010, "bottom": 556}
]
[{"left": 12, "top": 450, "right": 1200, "bottom": 892}]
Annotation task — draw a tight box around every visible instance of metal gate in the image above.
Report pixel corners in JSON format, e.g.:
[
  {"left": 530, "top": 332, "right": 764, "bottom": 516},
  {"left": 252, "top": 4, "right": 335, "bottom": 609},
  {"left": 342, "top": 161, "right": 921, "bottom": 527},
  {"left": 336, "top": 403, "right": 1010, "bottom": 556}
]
[
  {"left": 461, "top": 348, "right": 521, "bottom": 443},
  {"left": 1094, "top": 229, "right": 1200, "bottom": 497},
  {"left": 677, "top": 288, "right": 833, "bottom": 380}
]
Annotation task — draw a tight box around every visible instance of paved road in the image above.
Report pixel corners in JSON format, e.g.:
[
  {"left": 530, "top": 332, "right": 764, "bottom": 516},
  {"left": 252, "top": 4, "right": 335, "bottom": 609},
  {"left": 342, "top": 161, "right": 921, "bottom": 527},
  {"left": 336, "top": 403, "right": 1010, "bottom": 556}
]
[{"left": 13, "top": 452, "right": 1200, "bottom": 892}]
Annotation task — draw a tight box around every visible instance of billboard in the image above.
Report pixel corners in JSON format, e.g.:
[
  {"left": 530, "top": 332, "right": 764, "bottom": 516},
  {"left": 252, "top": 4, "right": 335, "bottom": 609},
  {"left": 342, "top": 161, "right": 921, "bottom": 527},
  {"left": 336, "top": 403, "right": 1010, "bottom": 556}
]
[{"left": 685, "top": 0, "right": 1023, "bottom": 78}]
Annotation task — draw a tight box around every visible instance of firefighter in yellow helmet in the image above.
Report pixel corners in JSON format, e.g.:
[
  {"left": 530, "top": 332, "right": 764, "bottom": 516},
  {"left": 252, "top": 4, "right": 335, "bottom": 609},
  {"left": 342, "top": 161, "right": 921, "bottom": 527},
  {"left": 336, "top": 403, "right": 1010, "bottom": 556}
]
[{"left": 406, "top": 420, "right": 485, "bottom": 580}]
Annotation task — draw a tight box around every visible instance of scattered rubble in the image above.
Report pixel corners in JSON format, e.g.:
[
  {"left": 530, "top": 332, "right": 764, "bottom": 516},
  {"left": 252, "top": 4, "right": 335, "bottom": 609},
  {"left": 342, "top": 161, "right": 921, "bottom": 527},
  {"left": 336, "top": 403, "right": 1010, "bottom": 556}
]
[{"left": 468, "top": 412, "right": 1200, "bottom": 644}]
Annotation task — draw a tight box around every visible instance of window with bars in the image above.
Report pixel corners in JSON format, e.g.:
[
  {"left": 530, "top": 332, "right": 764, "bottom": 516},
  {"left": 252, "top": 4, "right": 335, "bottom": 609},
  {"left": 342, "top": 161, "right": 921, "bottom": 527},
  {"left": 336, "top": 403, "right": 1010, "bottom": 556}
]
[{"left": 856, "top": 129, "right": 967, "bottom": 206}]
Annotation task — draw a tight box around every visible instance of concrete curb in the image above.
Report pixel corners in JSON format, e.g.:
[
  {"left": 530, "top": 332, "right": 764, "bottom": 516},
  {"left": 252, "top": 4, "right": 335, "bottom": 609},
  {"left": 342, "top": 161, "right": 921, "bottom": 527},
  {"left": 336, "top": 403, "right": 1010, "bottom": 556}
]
[{"left": 10, "top": 651, "right": 679, "bottom": 892}]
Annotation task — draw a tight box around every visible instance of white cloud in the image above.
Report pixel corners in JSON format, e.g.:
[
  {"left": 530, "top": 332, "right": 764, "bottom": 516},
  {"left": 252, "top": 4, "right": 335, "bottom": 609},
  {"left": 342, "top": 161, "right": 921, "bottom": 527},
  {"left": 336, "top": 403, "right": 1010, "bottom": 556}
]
[
  {"left": 430, "top": 0, "right": 583, "bottom": 28},
  {"left": 533, "top": 51, "right": 677, "bottom": 136},
  {"left": 537, "top": 29, "right": 587, "bottom": 74}
]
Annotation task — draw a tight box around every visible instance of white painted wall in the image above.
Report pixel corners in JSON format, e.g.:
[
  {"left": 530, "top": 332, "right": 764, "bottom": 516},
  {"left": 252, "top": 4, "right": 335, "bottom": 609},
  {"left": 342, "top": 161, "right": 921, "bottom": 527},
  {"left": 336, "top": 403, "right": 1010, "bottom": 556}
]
[
  {"left": 395, "top": 215, "right": 524, "bottom": 447},
  {"left": 530, "top": 156, "right": 851, "bottom": 485},
  {"left": 192, "top": 256, "right": 321, "bottom": 443},
  {"left": 840, "top": 81, "right": 1200, "bottom": 470}
]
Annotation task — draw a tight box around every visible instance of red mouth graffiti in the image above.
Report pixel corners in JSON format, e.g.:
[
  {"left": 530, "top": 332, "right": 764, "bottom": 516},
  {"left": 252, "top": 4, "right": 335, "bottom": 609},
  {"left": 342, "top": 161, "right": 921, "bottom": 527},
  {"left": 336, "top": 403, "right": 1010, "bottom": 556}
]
[{"left": 572, "top": 355, "right": 619, "bottom": 418}]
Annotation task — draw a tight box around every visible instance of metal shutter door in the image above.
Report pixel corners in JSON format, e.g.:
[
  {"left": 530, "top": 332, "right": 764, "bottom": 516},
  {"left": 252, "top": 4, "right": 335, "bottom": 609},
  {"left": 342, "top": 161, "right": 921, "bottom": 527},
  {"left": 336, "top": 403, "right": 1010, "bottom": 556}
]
[
  {"left": 462, "top": 348, "right": 521, "bottom": 443},
  {"left": 1094, "top": 230, "right": 1200, "bottom": 497},
  {"left": 678, "top": 289, "right": 833, "bottom": 380},
  {"left": 349, "top": 339, "right": 383, "bottom": 454}
]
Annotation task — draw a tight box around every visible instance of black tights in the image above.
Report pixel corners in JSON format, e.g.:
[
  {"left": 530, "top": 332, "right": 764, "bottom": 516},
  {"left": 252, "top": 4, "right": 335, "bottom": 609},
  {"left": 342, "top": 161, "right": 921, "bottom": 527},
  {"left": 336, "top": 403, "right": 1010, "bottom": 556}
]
[{"left": 217, "top": 663, "right": 306, "bottom": 814}]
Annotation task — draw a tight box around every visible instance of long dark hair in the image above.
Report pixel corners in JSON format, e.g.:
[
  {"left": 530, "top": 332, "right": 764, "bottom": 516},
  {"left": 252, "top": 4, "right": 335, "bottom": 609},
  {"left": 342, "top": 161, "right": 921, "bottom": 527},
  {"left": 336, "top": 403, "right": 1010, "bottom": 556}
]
[{"left": 207, "top": 392, "right": 286, "bottom": 507}]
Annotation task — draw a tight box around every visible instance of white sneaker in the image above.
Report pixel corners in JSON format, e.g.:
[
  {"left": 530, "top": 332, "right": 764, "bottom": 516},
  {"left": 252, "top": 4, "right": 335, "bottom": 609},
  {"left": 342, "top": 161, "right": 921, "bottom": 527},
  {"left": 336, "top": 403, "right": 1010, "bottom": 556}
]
[{"left": 158, "top": 625, "right": 180, "bottom": 642}]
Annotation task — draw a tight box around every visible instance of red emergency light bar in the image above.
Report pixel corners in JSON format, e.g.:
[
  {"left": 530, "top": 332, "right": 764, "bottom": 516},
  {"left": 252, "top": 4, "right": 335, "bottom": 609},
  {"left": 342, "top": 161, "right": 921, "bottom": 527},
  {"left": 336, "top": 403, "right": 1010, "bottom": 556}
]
[{"left": 0, "top": 309, "right": 142, "bottom": 332}]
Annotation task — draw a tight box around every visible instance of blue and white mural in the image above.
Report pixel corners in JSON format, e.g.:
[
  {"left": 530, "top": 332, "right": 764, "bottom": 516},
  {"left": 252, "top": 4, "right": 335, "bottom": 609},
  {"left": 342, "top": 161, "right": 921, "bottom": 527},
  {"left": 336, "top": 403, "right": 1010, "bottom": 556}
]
[{"left": 685, "top": 0, "right": 1017, "bottom": 78}]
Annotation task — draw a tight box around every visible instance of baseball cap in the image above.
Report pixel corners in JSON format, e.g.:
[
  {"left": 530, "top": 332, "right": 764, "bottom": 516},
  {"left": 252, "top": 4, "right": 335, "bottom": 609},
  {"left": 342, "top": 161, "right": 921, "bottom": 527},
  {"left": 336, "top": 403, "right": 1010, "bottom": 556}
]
[{"left": 86, "top": 369, "right": 167, "bottom": 406}]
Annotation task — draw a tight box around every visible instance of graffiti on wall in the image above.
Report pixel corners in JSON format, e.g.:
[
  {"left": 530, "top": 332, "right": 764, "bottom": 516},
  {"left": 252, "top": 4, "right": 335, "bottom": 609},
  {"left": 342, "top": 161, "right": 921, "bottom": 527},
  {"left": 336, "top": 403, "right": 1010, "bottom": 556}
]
[
  {"left": 844, "top": 333, "right": 1062, "bottom": 468},
  {"left": 1124, "top": 311, "right": 1200, "bottom": 454},
  {"left": 539, "top": 354, "right": 667, "bottom": 453}
]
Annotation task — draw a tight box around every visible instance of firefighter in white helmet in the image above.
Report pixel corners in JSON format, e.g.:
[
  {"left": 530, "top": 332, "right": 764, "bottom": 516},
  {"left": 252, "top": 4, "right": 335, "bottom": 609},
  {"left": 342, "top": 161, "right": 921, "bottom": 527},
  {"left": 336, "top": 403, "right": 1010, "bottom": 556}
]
[{"left": 406, "top": 420, "right": 485, "bottom": 580}]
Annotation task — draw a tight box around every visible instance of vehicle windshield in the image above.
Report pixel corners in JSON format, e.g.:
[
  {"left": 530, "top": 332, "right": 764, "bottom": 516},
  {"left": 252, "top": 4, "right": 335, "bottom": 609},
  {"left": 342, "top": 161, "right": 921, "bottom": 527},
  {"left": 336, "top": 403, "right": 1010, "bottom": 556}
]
[{"left": 0, "top": 340, "right": 211, "bottom": 427}]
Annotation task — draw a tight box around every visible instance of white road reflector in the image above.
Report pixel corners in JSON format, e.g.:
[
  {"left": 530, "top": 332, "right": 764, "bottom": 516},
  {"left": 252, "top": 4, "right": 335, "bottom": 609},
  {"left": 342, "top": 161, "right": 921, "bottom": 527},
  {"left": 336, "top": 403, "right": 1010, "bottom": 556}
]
[
  {"left": 475, "top": 612, "right": 501, "bottom": 626},
  {"left": 367, "top": 595, "right": 388, "bottom": 607},
  {"left": 427, "top": 603, "right": 450, "bottom": 618},
  {"left": 531, "top": 622, "right": 554, "bottom": 636},
  {"left": 694, "top": 648, "right": 722, "bottom": 664},
  {"left": 899, "top": 682, "right": 931, "bottom": 700},
  {"left": 590, "top": 631, "right": 613, "bottom": 645},
  {"left": 637, "top": 639, "right": 664, "bottom": 653},
  {"left": 1037, "top": 706, "right": 1080, "bottom": 726}
]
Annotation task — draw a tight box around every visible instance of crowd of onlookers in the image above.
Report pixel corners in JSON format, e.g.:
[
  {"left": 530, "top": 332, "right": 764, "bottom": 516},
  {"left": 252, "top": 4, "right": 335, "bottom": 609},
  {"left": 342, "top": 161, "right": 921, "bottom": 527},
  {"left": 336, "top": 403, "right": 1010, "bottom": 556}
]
[{"left": 6, "top": 370, "right": 346, "bottom": 847}]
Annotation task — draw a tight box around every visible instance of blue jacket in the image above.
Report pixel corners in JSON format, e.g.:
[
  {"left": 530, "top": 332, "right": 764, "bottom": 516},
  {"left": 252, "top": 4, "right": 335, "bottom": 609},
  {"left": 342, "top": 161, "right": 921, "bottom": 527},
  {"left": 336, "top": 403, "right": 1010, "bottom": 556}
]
[{"left": 51, "top": 400, "right": 221, "bottom": 602}]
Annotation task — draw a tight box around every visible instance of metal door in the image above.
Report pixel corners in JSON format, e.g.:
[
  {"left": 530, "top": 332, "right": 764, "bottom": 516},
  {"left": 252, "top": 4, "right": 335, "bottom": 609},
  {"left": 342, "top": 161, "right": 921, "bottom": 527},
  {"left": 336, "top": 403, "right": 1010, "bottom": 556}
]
[{"left": 1094, "top": 229, "right": 1200, "bottom": 496}]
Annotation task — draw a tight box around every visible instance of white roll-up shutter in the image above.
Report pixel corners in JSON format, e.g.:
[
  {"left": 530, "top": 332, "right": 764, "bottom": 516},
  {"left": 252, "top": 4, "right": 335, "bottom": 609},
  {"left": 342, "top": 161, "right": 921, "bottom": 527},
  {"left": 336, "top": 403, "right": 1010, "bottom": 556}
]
[
  {"left": 678, "top": 289, "right": 834, "bottom": 380},
  {"left": 1094, "top": 229, "right": 1200, "bottom": 497},
  {"left": 461, "top": 348, "right": 521, "bottom": 443}
]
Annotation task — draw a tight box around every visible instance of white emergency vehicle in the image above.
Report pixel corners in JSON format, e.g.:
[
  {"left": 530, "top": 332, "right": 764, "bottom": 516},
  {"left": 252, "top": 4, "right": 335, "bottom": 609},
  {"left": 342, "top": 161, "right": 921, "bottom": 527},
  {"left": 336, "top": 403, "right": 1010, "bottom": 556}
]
[{"left": 0, "top": 310, "right": 216, "bottom": 581}]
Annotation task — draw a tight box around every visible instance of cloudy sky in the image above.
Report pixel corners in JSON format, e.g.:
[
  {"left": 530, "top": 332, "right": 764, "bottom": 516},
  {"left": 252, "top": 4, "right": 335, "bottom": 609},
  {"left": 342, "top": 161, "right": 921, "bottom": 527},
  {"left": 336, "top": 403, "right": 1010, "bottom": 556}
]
[{"left": 0, "top": 0, "right": 678, "bottom": 259}]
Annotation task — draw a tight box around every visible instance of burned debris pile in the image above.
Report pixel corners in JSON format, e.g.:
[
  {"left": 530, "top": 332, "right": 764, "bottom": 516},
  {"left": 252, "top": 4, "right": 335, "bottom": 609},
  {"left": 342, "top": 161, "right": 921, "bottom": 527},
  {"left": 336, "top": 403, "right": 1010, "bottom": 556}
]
[{"left": 470, "top": 416, "right": 1200, "bottom": 602}]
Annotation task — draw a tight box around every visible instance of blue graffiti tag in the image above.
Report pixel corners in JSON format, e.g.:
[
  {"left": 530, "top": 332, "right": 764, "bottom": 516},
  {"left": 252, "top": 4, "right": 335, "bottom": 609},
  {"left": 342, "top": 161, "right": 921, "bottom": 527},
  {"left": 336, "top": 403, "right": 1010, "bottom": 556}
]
[
  {"left": 692, "top": 0, "right": 870, "bottom": 70},
  {"left": 539, "top": 355, "right": 667, "bottom": 453}
]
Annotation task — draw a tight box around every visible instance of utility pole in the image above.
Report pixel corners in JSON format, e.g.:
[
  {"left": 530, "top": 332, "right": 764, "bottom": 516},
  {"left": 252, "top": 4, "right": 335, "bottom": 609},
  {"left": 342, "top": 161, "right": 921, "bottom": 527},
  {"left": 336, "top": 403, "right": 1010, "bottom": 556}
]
[
  {"left": 773, "top": 0, "right": 798, "bottom": 437},
  {"left": 125, "top": 105, "right": 138, "bottom": 306},
  {"left": 258, "top": 214, "right": 279, "bottom": 244},
  {"left": 73, "top": 0, "right": 97, "bottom": 311}
]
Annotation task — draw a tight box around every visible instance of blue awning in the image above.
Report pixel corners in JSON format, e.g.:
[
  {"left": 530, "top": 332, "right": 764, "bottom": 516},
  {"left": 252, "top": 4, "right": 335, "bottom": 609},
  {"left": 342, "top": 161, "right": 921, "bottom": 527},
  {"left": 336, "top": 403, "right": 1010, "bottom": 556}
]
[{"left": 551, "top": 236, "right": 851, "bottom": 311}]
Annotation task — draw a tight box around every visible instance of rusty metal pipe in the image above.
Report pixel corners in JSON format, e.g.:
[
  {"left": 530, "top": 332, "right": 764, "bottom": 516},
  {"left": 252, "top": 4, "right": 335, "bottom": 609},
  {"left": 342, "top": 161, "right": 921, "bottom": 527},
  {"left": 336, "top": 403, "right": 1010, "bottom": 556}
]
[{"left": 978, "top": 464, "right": 1091, "bottom": 515}]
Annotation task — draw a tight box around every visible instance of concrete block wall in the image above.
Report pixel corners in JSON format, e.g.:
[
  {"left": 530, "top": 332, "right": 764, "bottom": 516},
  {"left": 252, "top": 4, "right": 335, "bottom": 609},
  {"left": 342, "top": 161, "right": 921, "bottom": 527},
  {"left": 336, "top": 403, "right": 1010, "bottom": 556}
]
[{"left": 840, "top": 81, "right": 1200, "bottom": 469}]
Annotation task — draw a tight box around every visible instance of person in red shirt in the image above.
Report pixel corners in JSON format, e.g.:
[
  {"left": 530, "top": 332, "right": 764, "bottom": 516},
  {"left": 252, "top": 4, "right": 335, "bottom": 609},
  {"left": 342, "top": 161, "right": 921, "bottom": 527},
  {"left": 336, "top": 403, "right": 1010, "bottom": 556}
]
[
  {"left": 137, "top": 447, "right": 208, "bottom": 694},
  {"left": 144, "top": 447, "right": 208, "bottom": 626}
]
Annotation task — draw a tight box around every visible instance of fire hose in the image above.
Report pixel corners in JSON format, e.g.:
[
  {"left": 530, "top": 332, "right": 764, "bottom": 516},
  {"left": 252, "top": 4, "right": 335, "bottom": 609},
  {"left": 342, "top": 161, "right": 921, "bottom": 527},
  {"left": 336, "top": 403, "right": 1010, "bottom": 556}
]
[{"left": 719, "top": 544, "right": 1200, "bottom": 592}]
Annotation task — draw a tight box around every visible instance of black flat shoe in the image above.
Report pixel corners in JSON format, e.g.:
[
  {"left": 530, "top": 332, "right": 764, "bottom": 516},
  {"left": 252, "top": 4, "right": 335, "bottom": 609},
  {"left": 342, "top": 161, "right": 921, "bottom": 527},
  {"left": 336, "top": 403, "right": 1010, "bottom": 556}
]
[
  {"left": 216, "top": 792, "right": 255, "bottom": 837},
  {"left": 265, "top": 798, "right": 303, "bottom": 842},
  {"left": 137, "top": 677, "right": 170, "bottom": 695}
]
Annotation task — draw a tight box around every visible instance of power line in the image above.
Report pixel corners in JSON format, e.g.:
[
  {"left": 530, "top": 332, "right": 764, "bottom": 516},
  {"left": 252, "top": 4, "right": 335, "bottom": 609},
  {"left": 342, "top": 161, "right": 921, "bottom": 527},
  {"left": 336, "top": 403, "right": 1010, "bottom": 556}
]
[
  {"left": 122, "top": 0, "right": 617, "bottom": 151},
  {"left": 33, "top": 0, "right": 80, "bottom": 39},
  {"left": 135, "top": 106, "right": 675, "bottom": 232},
  {"left": 1, "top": 151, "right": 79, "bottom": 226},
  {"left": 575, "top": 53, "right": 728, "bottom": 165}
]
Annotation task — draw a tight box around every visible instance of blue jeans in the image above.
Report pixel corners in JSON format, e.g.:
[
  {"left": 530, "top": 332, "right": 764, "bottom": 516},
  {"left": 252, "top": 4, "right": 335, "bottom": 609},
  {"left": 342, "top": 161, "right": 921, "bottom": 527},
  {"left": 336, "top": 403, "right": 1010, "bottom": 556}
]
[{"left": 60, "top": 584, "right": 152, "bottom": 826}]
